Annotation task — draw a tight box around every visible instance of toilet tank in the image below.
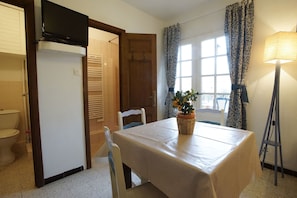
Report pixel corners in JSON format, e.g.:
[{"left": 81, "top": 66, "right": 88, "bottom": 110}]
[{"left": 0, "top": 110, "right": 20, "bottom": 129}]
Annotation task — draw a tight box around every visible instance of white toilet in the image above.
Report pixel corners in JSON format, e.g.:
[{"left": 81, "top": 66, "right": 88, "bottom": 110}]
[{"left": 0, "top": 109, "right": 20, "bottom": 166}]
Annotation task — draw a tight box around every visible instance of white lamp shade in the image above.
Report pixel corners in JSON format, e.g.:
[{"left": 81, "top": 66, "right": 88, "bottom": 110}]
[{"left": 263, "top": 32, "right": 297, "bottom": 64}]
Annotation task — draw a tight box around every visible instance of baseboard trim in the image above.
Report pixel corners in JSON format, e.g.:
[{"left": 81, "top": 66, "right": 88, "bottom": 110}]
[
  {"left": 44, "top": 166, "right": 84, "bottom": 184},
  {"left": 263, "top": 163, "right": 297, "bottom": 177}
]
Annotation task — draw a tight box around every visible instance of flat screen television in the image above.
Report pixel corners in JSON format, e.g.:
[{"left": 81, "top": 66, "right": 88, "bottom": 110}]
[{"left": 41, "top": 0, "right": 88, "bottom": 47}]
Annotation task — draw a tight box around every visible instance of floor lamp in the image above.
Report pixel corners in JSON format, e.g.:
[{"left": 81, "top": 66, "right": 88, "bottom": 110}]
[{"left": 259, "top": 32, "right": 297, "bottom": 186}]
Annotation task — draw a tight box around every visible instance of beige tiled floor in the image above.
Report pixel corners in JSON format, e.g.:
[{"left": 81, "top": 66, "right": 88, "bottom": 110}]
[
  {"left": 240, "top": 168, "right": 297, "bottom": 198},
  {"left": 1, "top": 148, "right": 297, "bottom": 198},
  {"left": 0, "top": 145, "right": 35, "bottom": 196}
]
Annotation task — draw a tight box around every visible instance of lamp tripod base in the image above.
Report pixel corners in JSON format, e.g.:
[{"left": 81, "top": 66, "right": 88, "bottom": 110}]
[{"left": 259, "top": 62, "right": 284, "bottom": 186}]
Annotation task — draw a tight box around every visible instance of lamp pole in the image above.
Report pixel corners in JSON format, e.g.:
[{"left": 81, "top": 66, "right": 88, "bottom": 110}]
[{"left": 259, "top": 60, "right": 284, "bottom": 186}]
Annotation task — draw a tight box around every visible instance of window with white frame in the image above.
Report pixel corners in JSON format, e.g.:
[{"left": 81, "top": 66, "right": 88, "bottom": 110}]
[
  {"left": 175, "top": 44, "right": 192, "bottom": 92},
  {"left": 175, "top": 35, "right": 231, "bottom": 112},
  {"left": 200, "top": 36, "right": 231, "bottom": 111}
]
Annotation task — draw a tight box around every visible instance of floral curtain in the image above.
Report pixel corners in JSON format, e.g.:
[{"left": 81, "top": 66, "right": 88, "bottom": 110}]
[
  {"left": 224, "top": 0, "right": 254, "bottom": 129},
  {"left": 164, "top": 23, "right": 181, "bottom": 118}
]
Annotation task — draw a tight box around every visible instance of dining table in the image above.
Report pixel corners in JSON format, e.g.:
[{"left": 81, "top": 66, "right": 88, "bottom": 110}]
[{"left": 113, "top": 118, "right": 262, "bottom": 198}]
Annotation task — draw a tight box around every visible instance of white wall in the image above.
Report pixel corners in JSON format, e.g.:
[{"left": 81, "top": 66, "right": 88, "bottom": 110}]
[{"left": 166, "top": 0, "right": 297, "bottom": 172}]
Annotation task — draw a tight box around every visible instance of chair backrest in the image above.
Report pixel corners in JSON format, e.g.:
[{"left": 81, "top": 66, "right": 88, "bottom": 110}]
[
  {"left": 196, "top": 109, "right": 225, "bottom": 126},
  {"left": 104, "top": 126, "right": 127, "bottom": 198},
  {"left": 216, "top": 97, "right": 229, "bottom": 112},
  {"left": 118, "top": 108, "right": 146, "bottom": 130}
]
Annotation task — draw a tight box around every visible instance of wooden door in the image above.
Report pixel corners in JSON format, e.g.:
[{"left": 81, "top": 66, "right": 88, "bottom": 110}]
[{"left": 120, "top": 33, "right": 157, "bottom": 122}]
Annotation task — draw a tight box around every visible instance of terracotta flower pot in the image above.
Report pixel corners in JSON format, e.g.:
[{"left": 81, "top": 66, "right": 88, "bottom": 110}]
[{"left": 176, "top": 112, "right": 196, "bottom": 135}]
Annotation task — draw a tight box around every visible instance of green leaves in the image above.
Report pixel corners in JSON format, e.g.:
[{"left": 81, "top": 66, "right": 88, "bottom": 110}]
[{"left": 172, "top": 89, "right": 199, "bottom": 115}]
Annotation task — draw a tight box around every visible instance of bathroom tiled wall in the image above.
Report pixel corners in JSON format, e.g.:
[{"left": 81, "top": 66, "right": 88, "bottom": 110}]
[{"left": 0, "top": 55, "right": 28, "bottom": 145}]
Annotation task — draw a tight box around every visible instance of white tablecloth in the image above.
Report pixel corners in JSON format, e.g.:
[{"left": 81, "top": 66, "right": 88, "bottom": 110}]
[{"left": 113, "top": 118, "right": 262, "bottom": 198}]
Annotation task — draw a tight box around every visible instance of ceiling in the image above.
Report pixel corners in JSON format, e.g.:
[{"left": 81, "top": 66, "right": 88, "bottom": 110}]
[{"left": 122, "top": 0, "right": 211, "bottom": 20}]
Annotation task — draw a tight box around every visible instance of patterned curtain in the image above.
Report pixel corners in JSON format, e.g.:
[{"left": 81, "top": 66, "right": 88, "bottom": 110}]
[
  {"left": 164, "top": 23, "right": 181, "bottom": 118},
  {"left": 224, "top": 0, "right": 254, "bottom": 129}
]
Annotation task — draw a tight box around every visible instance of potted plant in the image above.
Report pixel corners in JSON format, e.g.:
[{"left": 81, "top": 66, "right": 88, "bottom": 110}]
[{"left": 172, "top": 89, "right": 199, "bottom": 135}]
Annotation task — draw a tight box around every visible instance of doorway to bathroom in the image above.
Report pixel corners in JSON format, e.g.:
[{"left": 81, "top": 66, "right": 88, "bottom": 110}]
[
  {"left": 87, "top": 27, "right": 120, "bottom": 158},
  {"left": 0, "top": 1, "right": 35, "bottom": 195},
  {"left": 85, "top": 20, "right": 157, "bottom": 166}
]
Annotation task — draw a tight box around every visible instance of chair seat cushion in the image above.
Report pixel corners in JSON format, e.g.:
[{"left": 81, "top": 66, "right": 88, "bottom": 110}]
[{"left": 123, "top": 122, "right": 143, "bottom": 129}]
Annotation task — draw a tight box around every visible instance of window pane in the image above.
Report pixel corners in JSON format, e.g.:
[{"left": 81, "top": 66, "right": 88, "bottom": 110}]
[
  {"left": 176, "top": 63, "right": 181, "bottom": 77},
  {"left": 201, "top": 76, "right": 214, "bottom": 93},
  {"left": 216, "top": 36, "right": 227, "bottom": 55},
  {"left": 200, "top": 94, "right": 214, "bottom": 109},
  {"left": 201, "top": 58, "right": 215, "bottom": 75},
  {"left": 175, "top": 78, "right": 181, "bottom": 92},
  {"left": 177, "top": 47, "right": 181, "bottom": 61},
  {"left": 175, "top": 44, "right": 193, "bottom": 94},
  {"left": 181, "top": 77, "right": 192, "bottom": 92},
  {"left": 216, "top": 56, "right": 229, "bottom": 74},
  {"left": 181, "top": 44, "right": 192, "bottom": 60},
  {"left": 201, "top": 39, "right": 214, "bottom": 57},
  {"left": 181, "top": 61, "right": 192, "bottom": 76},
  {"left": 216, "top": 75, "right": 231, "bottom": 93},
  {"left": 198, "top": 35, "right": 229, "bottom": 112}
]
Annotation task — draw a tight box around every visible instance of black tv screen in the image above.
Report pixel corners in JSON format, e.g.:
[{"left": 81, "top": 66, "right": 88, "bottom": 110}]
[{"left": 41, "top": 0, "right": 88, "bottom": 47}]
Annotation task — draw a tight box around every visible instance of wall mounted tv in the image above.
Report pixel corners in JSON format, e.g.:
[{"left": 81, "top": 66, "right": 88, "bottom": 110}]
[{"left": 41, "top": 0, "right": 88, "bottom": 47}]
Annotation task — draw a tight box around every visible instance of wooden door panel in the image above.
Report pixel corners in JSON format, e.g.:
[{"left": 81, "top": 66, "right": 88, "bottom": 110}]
[
  {"left": 129, "top": 61, "right": 152, "bottom": 106},
  {"left": 121, "top": 33, "right": 157, "bottom": 123}
]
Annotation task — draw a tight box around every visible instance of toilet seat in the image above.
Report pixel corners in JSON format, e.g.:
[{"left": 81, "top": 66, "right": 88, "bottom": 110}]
[{"left": 0, "top": 129, "right": 20, "bottom": 138}]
